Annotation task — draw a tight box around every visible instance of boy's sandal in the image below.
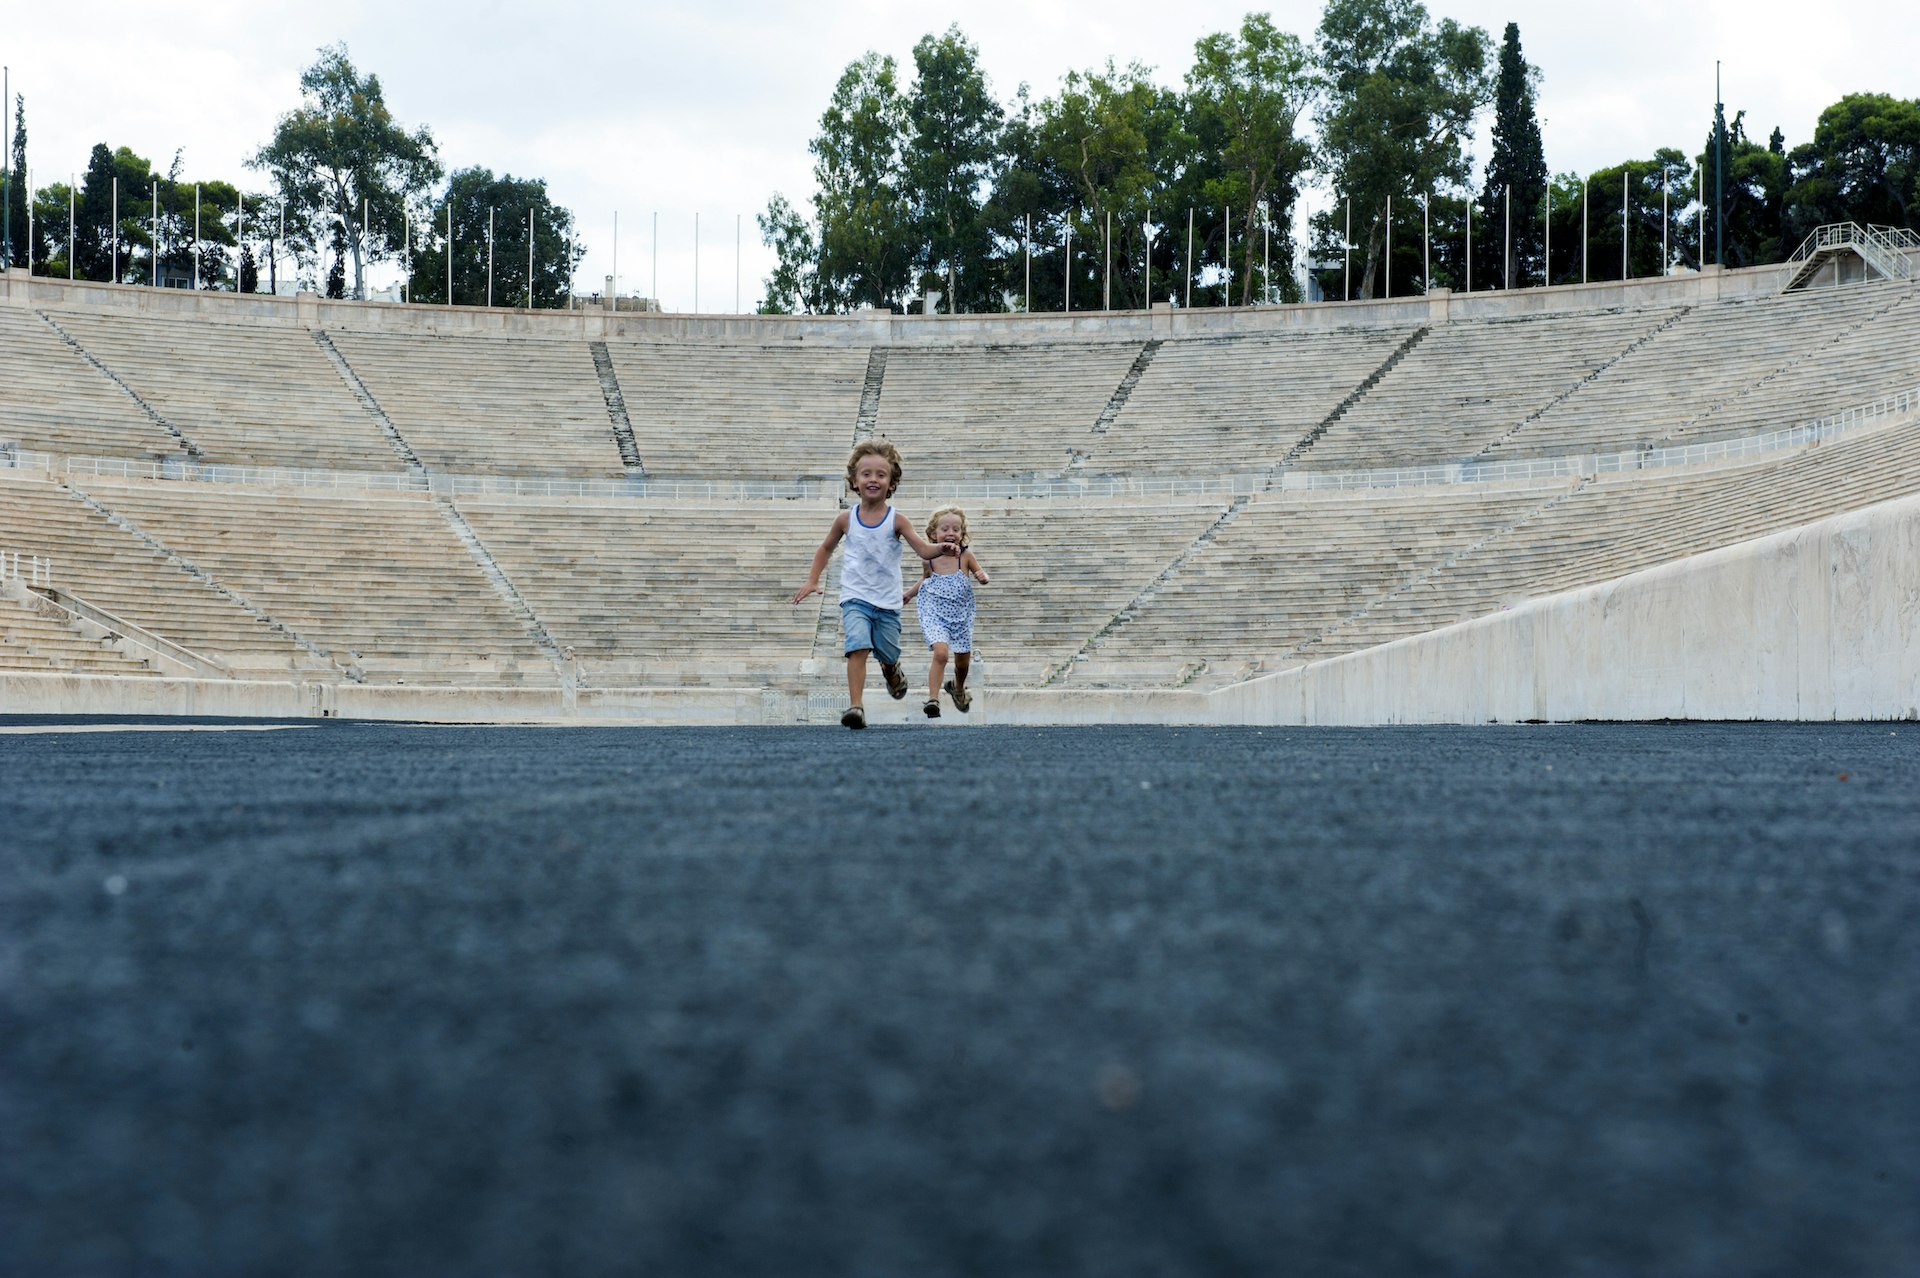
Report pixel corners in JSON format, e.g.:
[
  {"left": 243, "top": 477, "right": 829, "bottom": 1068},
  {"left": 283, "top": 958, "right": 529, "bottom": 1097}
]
[
  {"left": 840, "top": 705, "right": 866, "bottom": 730},
  {"left": 923, "top": 699, "right": 941, "bottom": 718},
  {"left": 944, "top": 679, "right": 972, "bottom": 713},
  {"left": 883, "top": 664, "right": 909, "bottom": 700}
]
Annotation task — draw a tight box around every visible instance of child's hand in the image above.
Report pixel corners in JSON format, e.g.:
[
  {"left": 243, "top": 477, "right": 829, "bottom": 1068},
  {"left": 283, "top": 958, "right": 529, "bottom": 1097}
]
[
  {"left": 792, "top": 583, "right": 822, "bottom": 604},
  {"left": 973, "top": 569, "right": 990, "bottom": 585}
]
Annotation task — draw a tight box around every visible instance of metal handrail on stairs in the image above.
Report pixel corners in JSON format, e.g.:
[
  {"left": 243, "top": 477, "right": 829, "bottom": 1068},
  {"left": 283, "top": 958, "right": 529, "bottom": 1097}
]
[{"left": 1783, "top": 222, "right": 1915, "bottom": 286}]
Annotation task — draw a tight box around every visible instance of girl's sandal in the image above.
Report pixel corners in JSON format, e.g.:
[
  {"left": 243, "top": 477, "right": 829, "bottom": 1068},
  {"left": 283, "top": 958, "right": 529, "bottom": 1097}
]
[
  {"left": 923, "top": 699, "right": 941, "bottom": 718},
  {"left": 840, "top": 705, "right": 866, "bottom": 730},
  {"left": 944, "top": 680, "right": 972, "bottom": 713}
]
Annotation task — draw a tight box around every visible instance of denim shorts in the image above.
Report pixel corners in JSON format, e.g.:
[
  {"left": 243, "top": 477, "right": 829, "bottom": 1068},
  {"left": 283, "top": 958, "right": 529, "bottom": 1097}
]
[{"left": 840, "top": 599, "right": 901, "bottom": 665}]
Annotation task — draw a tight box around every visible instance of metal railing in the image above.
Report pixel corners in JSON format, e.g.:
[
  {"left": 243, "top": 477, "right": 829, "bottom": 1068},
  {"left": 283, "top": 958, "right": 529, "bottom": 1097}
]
[
  {"left": 1, "top": 550, "right": 53, "bottom": 587},
  {"left": 0, "top": 444, "right": 55, "bottom": 473},
  {"left": 429, "top": 474, "right": 826, "bottom": 502},
  {"left": 35, "top": 384, "right": 1918, "bottom": 503},
  {"left": 1784, "top": 222, "right": 1917, "bottom": 283}
]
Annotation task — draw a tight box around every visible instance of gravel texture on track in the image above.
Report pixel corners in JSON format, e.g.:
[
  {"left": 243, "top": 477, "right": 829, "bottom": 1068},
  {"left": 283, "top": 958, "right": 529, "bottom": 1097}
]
[{"left": 2, "top": 721, "right": 1916, "bottom": 1277}]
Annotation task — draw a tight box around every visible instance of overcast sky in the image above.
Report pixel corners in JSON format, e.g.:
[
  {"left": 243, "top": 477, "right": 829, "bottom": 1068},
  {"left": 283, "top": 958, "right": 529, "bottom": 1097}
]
[{"left": 7, "top": 0, "right": 1913, "bottom": 306}]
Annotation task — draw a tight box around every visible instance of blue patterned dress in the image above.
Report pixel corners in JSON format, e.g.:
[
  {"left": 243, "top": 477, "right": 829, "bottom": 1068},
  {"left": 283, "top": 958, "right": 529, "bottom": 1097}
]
[{"left": 915, "top": 552, "right": 976, "bottom": 653}]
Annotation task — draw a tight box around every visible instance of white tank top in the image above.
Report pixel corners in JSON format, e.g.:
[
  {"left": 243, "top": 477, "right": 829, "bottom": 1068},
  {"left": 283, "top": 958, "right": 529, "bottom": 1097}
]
[{"left": 839, "top": 504, "right": 903, "bottom": 609}]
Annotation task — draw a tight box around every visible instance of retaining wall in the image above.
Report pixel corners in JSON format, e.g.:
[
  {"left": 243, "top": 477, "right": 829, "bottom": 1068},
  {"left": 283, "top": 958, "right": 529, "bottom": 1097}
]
[{"left": 2, "top": 261, "right": 1797, "bottom": 346}]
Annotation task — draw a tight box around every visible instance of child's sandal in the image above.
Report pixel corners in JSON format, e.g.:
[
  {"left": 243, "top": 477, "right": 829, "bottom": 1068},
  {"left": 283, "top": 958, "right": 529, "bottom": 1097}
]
[
  {"left": 944, "top": 680, "right": 972, "bottom": 713},
  {"left": 923, "top": 699, "right": 941, "bottom": 718},
  {"left": 883, "top": 664, "right": 909, "bottom": 700},
  {"left": 840, "top": 705, "right": 866, "bottom": 730}
]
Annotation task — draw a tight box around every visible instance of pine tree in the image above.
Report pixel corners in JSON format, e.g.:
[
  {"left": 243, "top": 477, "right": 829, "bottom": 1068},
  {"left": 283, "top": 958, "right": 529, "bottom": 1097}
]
[
  {"left": 239, "top": 244, "right": 258, "bottom": 294},
  {"left": 1480, "top": 23, "right": 1547, "bottom": 288}
]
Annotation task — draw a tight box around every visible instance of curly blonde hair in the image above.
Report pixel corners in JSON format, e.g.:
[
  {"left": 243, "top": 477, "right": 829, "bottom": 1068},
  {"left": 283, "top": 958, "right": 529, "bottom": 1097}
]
[
  {"left": 923, "top": 506, "right": 969, "bottom": 546},
  {"left": 845, "top": 439, "right": 903, "bottom": 496}
]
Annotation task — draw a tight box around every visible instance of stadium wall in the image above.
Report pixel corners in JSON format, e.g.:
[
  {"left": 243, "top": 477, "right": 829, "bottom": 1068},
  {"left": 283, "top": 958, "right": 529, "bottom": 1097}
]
[{"left": 1, "top": 263, "right": 1800, "bottom": 346}]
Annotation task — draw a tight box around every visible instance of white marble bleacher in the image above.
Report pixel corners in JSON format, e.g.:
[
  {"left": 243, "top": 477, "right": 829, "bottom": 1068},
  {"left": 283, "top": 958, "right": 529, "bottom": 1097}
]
[
  {"left": 1486, "top": 283, "right": 1912, "bottom": 459},
  {"left": 326, "top": 328, "right": 623, "bottom": 476},
  {"left": 0, "top": 471, "right": 311, "bottom": 673},
  {"left": 902, "top": 498, "right": 1229, "bottom": 688},
  {"left": 605, "top": 341, "right": 868, "bottom": 478},
  {"left": 1094, "top": 327, "right": 1413, "bottom": 475},
  {"left": 451, "top": 497, "right": 832, "bottom": 683},
  {"left": 873, "top": 342, "right": 1144, "bottom": 478},
  {"left": 74, "top": 479, "right": 553, "bottom": 684},
  {"left": 0, "top": 306, "right": 184, "bottom": 459},
  {"left": 1069, "top": 485, "right": 1555, "bottom": 689},
  {"left": 1300, "top": 308, "right": 1682, "bottom": 470},
  {"left": 45, "top": 308, "right": 400, "bottom": 471},
  {"left": 1657, "top": 288, "right": 1920, "bottom": 444},
  {"left": 1302, "top": 411, "right": 1920, "bottom": 662}
]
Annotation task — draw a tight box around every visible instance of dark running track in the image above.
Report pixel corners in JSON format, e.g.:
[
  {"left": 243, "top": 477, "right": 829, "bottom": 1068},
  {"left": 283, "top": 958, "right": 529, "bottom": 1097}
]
[{"left": 2, "top": 721, "right": 1916, "bottom": 1277}]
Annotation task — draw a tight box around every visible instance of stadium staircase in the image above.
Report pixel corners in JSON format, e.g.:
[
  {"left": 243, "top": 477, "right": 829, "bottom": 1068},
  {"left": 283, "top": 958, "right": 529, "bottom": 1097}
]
[
  {"left": 1089, "top": 340, "right": 1163, "bottom": 435},
  {"left": 60, "top": 484, "right": 357, "bottom": 679},
  {"left": 1040, "top": 495, "right": 1251, "bottom": 687},
  {"left": 855, "top": 348, "right": 888, "bottom": 441},
  {"left": 588, "top": 341, "right": 644, "bottom": 470},
  {"left": 1279, "top": 326, "right": 1430, "bottom": 465},
  {"left": 1469, "top": 308, "right": 1695, "bottom": 461},
  {"left": 36, "top": 311, "right": 203, "bottom": 458},
  {"left": 312, "top": 329, "right": 426, "bottom": 472}
]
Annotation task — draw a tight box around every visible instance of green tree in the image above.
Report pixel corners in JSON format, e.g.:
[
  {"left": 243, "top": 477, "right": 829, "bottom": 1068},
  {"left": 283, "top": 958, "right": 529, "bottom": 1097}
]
[
  {"left": 6, "top": 95, "right": 26, "bottom": 269},
  {"left": 904, "top": 26, "right": 1002, "bottom": 312},
  {"left": 1695, "top": 112, "right": 1791, "bottom": 267},
  {"left": 1313, "top": 0, "right": 1492, "bottom": 298},
  {"left": 1480, "top": 23, "right": 1547, "bottom": 288},
  {"left": 407, "top": 168, "right": 583, "bottom": 308},
  {"left": 1573, "top": 152, "right": 1691, "bottom": 282},
  {"left": 1184, "top": 14, "right": 1313, "bottom": 304},
  {"left": 817, "top": 52, "right": 915, "bottom": 310},
  {"left": 1025, "top": 62, "right": 1188, "bottom": 310},
  {"left": 250, "top": 44, "right": 441, "bottom": 299},
  {"left": 1785, "top": 92, "right": 1920, "bottom": 238},
  {"left": 757, "top": 193, "right": 818, "bottom": 313},
  {"left": 761, "top": 51, "right": 916, "bottom": 312}
]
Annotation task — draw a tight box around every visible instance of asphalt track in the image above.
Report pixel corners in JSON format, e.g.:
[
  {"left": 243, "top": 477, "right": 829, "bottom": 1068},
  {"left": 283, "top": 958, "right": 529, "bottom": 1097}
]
[{"left": 2, "top": 720, "right": 1916, "bottom": 1277}]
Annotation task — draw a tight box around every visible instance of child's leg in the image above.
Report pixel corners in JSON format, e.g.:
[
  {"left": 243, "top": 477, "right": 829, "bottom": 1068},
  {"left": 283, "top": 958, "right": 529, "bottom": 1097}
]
[
  {"left": 927, "top": 642, "right": 950, "bottom": 700},
  {"left": 952, "top": 650, "right": 971, "bottom": 690},
  {"left": 846, "top": 649, "right": 870, "bottom": 707}
]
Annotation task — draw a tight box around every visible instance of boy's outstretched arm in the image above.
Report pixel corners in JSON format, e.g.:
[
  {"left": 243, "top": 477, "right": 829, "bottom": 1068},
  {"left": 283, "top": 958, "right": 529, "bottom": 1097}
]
[
  {"left": 792, "top": 513, "right": 850, "bottom": 603},
  {"left": 894, "top": 512, "right": 956, "bottom": 562},
  {"left": 963, "top": 550, "right": 989, "bottom": 585}
]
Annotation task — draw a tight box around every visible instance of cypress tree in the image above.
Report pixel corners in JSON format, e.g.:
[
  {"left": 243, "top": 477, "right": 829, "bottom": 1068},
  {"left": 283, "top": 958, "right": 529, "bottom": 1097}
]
[
  {"left": 6, "top": 96, "right": 26, "bottom": 269},
  {"left": 1480, "top": 23, "right": 1547, "bottom": 287}
]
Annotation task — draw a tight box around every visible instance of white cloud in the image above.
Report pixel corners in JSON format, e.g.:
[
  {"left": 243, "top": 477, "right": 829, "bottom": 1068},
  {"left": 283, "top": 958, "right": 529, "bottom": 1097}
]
[{"left": 7, "top": 0, "right": 1912, "bottom": 307}]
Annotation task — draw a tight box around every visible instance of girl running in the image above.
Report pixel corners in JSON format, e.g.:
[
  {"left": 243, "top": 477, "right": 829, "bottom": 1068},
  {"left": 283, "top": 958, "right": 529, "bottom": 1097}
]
[{"left": 903, "top": 507, "right": 989, "bottom": 717}]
